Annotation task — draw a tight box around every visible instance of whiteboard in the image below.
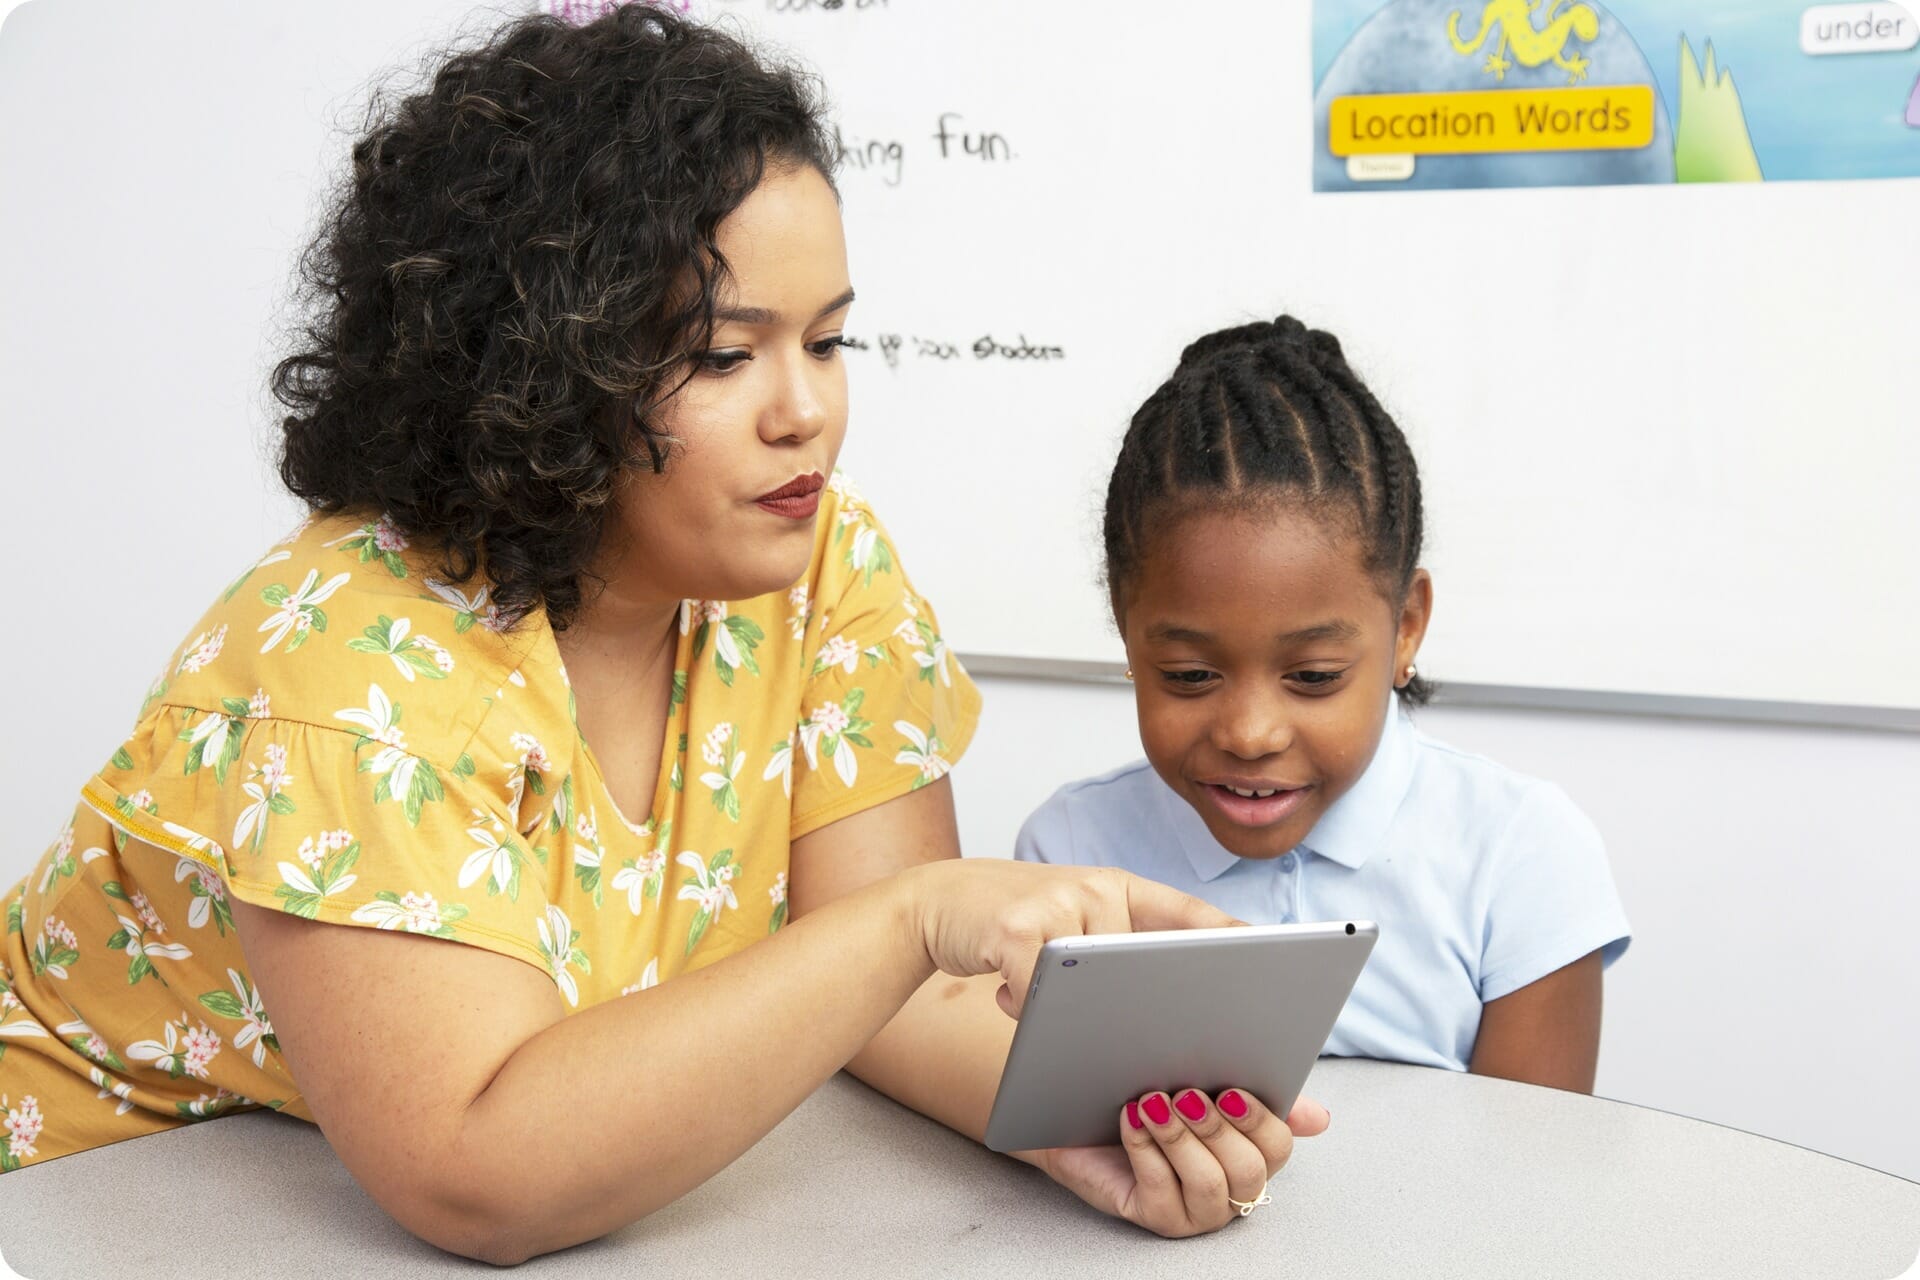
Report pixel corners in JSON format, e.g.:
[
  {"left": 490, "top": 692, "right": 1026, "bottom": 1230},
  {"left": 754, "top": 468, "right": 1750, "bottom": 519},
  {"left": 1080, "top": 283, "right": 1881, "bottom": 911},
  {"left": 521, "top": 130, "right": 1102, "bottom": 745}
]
[
  {"left": 698, "top": 0, "right": 1920, "bottom": 713},
  {"left": 1, "top": 0, "right": 1914, "bottom": 718}
]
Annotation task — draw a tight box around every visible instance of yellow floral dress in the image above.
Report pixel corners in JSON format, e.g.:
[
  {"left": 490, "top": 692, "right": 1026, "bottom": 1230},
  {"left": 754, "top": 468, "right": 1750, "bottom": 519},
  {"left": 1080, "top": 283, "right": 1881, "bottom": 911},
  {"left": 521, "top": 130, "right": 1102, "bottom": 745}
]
[{"left": 0, "top": 474, "right": 979, "bottom": 1170}]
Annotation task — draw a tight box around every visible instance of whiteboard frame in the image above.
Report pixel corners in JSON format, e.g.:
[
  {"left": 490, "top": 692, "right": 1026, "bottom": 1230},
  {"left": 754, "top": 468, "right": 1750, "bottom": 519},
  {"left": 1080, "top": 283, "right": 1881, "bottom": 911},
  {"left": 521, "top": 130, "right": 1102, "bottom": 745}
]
[{"left": 960, "top": 655, "right": 1920, "bottom": 734}]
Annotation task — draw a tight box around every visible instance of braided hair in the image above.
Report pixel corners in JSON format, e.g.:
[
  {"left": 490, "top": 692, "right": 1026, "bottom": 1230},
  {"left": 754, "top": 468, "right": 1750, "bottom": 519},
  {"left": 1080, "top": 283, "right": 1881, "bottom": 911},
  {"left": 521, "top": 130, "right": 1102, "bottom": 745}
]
[{"left": 1102, "top": 315, "right": 1433, "bottom": 705}]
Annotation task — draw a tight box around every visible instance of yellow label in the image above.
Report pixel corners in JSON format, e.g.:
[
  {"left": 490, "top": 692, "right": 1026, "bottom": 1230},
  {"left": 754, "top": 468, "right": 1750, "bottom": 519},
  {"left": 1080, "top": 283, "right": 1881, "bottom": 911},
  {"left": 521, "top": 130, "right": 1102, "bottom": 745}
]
[{"left": 1329, "top": 86, "right": 1657, "bottom": 156}]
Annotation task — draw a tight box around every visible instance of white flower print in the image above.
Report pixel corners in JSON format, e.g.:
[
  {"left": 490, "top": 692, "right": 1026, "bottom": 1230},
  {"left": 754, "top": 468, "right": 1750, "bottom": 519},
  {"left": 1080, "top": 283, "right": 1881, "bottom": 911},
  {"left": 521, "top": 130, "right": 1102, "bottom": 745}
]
[
  {"left": 798, "top": 692, "right": 875, "bottom": 788},
  {"left": 424, "top": 578, "right": 510, "bottom": 633},
  {"left": 257, "top": 568, "right": 351, "bottom": 654},
  {"left": 58, "top": 1017, "right": 124, "bottom": 1075},
  {"left": 458, "top": 812, "right": 526, "bottom": 900},
  {"left": 686, "top": 600, "right": 763, "bottom": 685},
  {"left": 348, "top": 615, "right": 454, "bottom": 682},
  {"left": 762, "top": 729, "right": 796, "bottom": 799},
  {"left": 336, "top": 684, "right": 441, "bottom": 821},
  {"left": 622, "top": 957, "right": 660, "bottom": 998},
  {"left": 247, "top": 689, "right": 271, "bottom": 718},
  {"left": 30, "top": 916, "right": 79, "bottom": 980},
  {"left": 0, "top": 987, "right": 49, "bottom": 1043},
  {"left": 127, "top": 1016, "right": 220, "bottom": 1080},
  {"left": 510, "top": 732, "right": 551, "bottom": 773},
  {"left": 675, "top": 849, "right": 740, "bottom": 954},
  {"left": 105, "top": 883, "right": 192, "bottom": 983},
  {"left": 611, "top": 846, "right": 666, "bottom": 918},
  {"left": 3, "top": 1094, "right": 44, "bottom": 1165},
  {"left": 815, "top": 635, "right": 861, "bottom": 675},
  {"left": 786, "top": 583, "right": 811, "bottom": 640},
  {"left": 89, "top": 1067, "right": 136, "bottom": 1117},
  {"left": 176, "top": 624, "right": 228, "bottom": 675},
  {"left": 232, "top": 742, "right": 295, "bottom": 852},
  {"left": 572, "top": 807, "right": 606, "bottom": 906},
  {"left": 894, "top": 721, "right": 953, "bottom": 788},
  {"left": 174, "top": 857, "right": 230, "bottom": 932},
  {"left": 180, "top": 709, "right": 244, "bottom": 784},
  {"left": 350, "top": 890, "right": 467, "bottom": 937},
  {"left": 274, "top": 829, "right": 359, "bottom": 918},
  {"left": 826, "top": 471, "right": 863, "bottom": 504},
  {"left": 200, "top": 968, "right": 275, "bottom": 1069},
  {"left": 767, "top": 871, "right": 791, "bottom": 934},
  {"left": 535, "top": 905, "right": 590, "bottom": 1007},
  {"left": 811, "top": 702, "right": 852, "bottom": 738},
  {"left": 698, "top": 723, "right": 746, "bottom": 821},
  {"left": 37, "top": 823, "right": 75, "bottom": 894}
]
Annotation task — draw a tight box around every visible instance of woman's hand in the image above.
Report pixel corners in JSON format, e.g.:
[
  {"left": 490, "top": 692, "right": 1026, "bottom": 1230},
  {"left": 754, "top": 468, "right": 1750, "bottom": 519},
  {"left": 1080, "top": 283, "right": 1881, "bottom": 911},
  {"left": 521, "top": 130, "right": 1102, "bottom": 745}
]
[
  {"left": 1030, "top": 1087, "right": 1330, "bottom": 1237},
  {"left": 898, "top": 860, "right": 1239, "bottom": 1016}
]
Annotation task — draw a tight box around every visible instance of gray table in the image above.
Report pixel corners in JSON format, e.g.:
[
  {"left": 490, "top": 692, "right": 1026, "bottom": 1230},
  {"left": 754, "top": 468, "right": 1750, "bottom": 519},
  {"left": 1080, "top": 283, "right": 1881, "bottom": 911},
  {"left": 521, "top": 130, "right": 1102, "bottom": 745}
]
[{"left": 3, "top": 1059, "right": 1915, "bottom": 1279}]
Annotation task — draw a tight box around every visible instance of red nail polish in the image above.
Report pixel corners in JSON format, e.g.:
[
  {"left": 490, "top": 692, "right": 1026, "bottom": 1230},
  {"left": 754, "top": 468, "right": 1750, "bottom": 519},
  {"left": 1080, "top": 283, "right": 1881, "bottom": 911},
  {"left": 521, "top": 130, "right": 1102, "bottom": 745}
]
[
  {"left": 1220, "top": 1090, "right": 1249, "bottom": 1118},
  {"left": 1176, "top": 1090, "right": 1206, "bottom": 1121},
  {"left": 1126, "top": 1100, "right": 1143, "bottom": 1130},
  {"left": 1143, "top": 1094, "right": 1172, "bottom": 1126}
]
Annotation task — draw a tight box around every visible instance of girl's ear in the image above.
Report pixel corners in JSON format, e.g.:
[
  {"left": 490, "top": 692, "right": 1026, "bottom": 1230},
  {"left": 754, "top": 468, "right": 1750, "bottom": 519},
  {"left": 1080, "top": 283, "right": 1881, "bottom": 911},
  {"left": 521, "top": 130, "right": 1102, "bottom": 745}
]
[{"left": 1393, "top": 568, "right": 1433, "bottom": 686}]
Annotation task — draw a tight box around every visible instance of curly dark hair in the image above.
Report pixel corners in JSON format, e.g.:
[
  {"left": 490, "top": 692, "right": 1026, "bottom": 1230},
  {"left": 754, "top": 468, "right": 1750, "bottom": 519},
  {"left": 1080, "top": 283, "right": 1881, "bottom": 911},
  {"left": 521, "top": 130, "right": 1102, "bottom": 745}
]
[
  {"left": 1103, "top": 315, "right": 1435, "bottom": 706},
  {"left": 272, "top": 5, "right": 837, "bottom": 630}
]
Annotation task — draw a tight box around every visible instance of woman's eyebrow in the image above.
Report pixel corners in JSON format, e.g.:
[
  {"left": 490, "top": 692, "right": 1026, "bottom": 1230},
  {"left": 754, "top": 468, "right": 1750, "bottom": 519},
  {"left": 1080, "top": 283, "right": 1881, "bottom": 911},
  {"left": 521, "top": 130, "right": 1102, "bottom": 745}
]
[{"left": 714, "top": 287, "right": 856, "bottom": 327}]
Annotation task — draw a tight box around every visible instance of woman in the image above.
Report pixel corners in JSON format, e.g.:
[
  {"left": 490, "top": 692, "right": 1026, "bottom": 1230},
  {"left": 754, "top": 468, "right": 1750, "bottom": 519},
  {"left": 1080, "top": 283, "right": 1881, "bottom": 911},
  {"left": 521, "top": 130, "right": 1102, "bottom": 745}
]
[{"left": 0, "top": 7, "right": 1325, "bottom": 1260}]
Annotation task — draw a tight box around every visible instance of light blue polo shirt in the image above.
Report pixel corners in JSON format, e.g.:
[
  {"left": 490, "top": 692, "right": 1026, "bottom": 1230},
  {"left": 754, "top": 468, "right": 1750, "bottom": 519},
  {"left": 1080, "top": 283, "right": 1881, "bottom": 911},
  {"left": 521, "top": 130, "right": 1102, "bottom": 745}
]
[{"left": 1013, "top": 703, "right": 1631, "bottom": 1072}]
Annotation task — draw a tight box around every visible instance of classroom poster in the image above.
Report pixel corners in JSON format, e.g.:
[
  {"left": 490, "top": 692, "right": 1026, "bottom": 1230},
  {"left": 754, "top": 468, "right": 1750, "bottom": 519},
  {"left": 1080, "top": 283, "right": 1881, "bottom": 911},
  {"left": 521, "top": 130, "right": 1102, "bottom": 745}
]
[{"left": 1314, "top": 0, "right": 1920, "bottom": 189}]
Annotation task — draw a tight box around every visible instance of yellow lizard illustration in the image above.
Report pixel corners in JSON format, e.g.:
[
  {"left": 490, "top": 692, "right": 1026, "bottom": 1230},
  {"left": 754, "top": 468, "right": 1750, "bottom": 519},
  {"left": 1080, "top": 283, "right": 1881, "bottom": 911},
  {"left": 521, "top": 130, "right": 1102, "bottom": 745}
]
[{"left": 1447, "top": 0, "right": 1602, "bottom": 84}]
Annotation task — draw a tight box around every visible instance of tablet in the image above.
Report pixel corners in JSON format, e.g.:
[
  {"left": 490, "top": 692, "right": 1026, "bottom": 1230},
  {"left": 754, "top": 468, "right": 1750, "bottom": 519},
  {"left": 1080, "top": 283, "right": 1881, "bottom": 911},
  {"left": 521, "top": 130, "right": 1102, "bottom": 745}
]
[{"left": 983, "top": 921, "right": 1377, "bottom": 1152}]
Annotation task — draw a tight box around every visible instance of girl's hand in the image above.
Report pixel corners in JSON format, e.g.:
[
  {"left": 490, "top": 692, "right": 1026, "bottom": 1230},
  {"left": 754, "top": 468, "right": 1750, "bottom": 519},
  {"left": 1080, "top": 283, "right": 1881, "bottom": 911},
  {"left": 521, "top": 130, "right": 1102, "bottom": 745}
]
[
  {"left": 1029, "top": 1088, "right": 1329, "bottom": 1237},
  {"left": 899, "top": 861, "right": 1238, "bottom": 1015}
]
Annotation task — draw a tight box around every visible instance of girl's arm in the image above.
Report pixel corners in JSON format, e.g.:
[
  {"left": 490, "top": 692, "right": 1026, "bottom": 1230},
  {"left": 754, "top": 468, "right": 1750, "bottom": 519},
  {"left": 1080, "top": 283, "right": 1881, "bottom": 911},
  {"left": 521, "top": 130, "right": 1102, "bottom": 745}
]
[
  {"left": 228, "top": 821, "right": 1226, "bottom": 1265},
  {"left": 1468, "top": 950, "right": 1604, "bottom": 1092}
]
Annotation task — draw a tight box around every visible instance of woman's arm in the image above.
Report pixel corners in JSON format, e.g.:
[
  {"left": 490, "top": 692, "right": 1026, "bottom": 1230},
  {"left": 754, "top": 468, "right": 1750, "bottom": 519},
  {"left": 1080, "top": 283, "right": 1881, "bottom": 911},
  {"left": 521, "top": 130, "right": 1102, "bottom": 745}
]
[
  {"left": 789, "top": 780, "right": 1017, "bottom": 1138},
  {"left": 792, "top": 781, "right": 1328, "bottom": 1238},
  {"left": 1468, "top": 950, "right": 1604, "bottom": 1092},
  {"left": 230, "top": 823, "right": 1226, "bottom": 1264}
]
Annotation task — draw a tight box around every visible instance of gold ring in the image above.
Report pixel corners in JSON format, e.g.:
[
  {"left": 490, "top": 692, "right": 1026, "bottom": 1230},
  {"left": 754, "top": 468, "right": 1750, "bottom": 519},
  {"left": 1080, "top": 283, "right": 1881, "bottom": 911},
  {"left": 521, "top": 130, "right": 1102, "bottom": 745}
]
[{"left": 1227, "top": 1185, "right": 1273, "bottom": 1217}]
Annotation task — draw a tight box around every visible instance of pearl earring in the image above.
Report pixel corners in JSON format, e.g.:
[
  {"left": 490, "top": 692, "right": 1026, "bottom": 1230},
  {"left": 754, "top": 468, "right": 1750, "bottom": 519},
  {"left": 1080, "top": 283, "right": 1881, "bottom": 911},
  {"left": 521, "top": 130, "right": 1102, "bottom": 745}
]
[
  {"left": 1124, "top": 668, "right": 1135, "bottom": 682},
  {"left": 1400, "top": 663, "right": 1418, "bottom": 686}
]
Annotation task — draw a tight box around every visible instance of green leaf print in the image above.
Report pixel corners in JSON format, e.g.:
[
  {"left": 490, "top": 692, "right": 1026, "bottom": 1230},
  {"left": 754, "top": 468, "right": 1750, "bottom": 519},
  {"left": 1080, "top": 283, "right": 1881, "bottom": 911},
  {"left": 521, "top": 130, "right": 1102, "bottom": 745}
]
[
  {"left": 454, "top": 753, "right": 476, "bottom": 778},
  {"left": 548, "top": 774, "right": 575, "bottom": 837},
  {"left": 199, "top": 991, "right": 246, "bottom": 1019},
  {"left": 347, "top": 615, "right": 449, "bottom": 681},
  {"left": 769, "top": 901, "right": 788, "bottom": 934},
  {"left": 110, "top": 746, "right": 134, "bottom": 771},
  {"left": 69, "top": 1035, "right": 126, "bottom": 1072},
  {"left": 335, "top": 525, "right": 409, "bottom": 578},
  {"left": 686, "top": 906, "right": 713, "bottom": 955},
  {"left": 274, "top": 841, "right": 362, "bottom": 919},
  {"left": 221, "top": 697, "right": 252, "bottom": 718},
  {"left": 574, "top": 861, "right": 602, "bottom": 906},
  {"left": 6, "top": 897, "right": 21, "bottom": 935},
  {"left": 723, "top": 616, "right": 763, "bottom": 675},
  {"left": 670, "top": 670, "right": 688, "bottom": 712}
]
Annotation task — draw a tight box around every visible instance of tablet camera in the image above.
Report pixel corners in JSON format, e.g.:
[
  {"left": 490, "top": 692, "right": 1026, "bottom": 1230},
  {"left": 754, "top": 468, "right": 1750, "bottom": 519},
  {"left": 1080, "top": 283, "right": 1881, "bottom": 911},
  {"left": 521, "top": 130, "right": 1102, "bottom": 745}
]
[
  {"left": 1061, "top": 958, "right": 1078, "bottom": 967},
  {"left": 1345, "top": 923, "right": 1356, "bottom": 935}
]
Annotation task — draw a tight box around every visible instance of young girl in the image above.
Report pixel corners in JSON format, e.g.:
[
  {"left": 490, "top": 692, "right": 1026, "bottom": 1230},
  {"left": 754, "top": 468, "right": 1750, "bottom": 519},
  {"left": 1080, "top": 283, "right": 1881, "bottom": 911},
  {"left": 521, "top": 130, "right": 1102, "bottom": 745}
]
[{"left": 1016, "top": 316, "right": 1631, "bottom": 1091}]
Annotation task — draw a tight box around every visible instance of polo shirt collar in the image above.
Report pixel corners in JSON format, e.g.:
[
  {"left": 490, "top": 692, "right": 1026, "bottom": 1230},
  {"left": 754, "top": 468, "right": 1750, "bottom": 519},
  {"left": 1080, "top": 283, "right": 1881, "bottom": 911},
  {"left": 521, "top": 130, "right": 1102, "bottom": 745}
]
[
  {"left": 1161, "top": 696, "right": 1418, "bottom": 882},
  {"left": 1298, "top": 697, "right": 1417, "bottom": 870}
]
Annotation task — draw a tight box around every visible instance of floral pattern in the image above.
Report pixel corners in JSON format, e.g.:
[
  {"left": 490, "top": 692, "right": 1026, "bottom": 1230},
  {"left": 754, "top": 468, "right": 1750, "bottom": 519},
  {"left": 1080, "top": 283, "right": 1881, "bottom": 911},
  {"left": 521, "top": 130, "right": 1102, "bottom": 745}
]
[{"left": 0, "top": 477, "right": 978, "bottom": 1168}]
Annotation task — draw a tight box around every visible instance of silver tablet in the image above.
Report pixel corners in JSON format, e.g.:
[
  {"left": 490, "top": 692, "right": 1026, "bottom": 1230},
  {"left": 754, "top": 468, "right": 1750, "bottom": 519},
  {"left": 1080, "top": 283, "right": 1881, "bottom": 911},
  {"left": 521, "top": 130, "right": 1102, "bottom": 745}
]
[{"left": 983, "top": 921, "right": 1377, "bottom": 1152}]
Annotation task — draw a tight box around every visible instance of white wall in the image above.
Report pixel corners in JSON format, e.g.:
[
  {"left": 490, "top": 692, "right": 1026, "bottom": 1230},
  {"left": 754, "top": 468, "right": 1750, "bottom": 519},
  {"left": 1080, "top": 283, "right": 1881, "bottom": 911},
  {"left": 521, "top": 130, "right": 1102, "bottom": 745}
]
[{"left": 952, "top": 674, "right": 1920, "bottom": 1183}]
